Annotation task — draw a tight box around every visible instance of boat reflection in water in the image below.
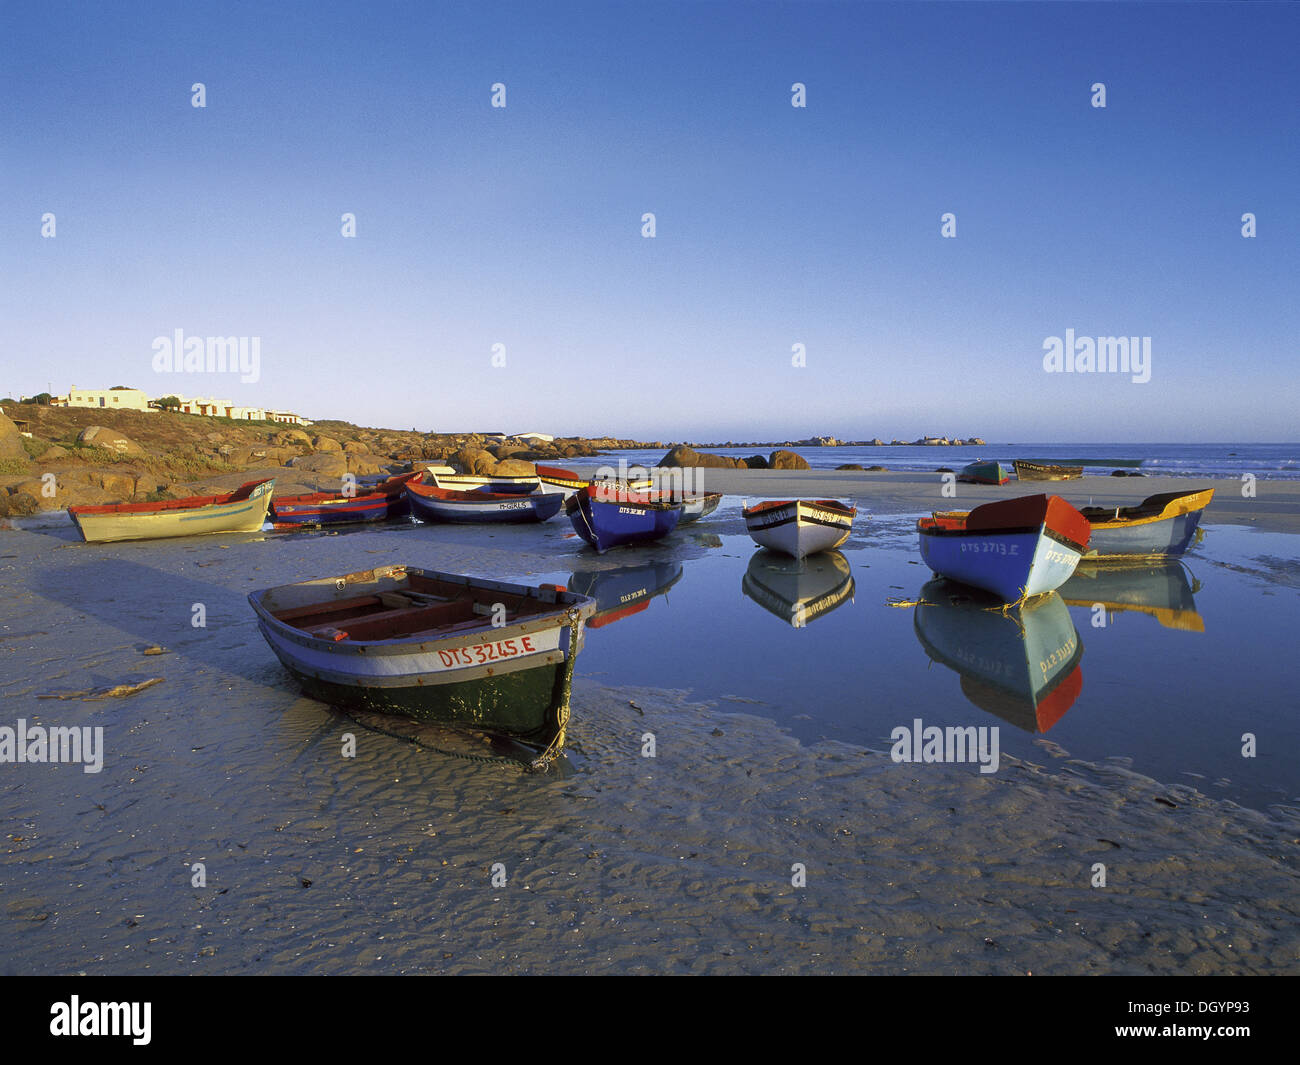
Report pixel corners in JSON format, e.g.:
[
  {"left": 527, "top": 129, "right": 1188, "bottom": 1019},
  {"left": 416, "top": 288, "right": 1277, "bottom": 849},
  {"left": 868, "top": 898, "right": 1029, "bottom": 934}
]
[
  {"left": 567, "top": 561, "right": 683, "bottom": 629},
  {"left": 914, "top": 579, "right": 1083, "bottom": 733},
  {"left": 1061, "top": 560, "right": 1204, "bottom": 632},
  {"left": 742, "top": 550, "right": 854, "bottom": 628}
]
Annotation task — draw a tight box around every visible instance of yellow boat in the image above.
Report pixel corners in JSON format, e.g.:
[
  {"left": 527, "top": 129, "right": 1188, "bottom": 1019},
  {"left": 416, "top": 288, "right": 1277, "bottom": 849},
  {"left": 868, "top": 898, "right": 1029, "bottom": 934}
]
[{"left": 68, "top": 479, "right": 275, "bottom": 543}]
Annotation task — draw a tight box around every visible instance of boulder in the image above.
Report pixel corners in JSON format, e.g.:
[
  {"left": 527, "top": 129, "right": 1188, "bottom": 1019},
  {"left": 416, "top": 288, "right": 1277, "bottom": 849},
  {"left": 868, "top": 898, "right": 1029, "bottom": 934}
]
[
  {"left": 867, "top": 465, "right": 887, "bottom": 472},
  {"left": 452, "top": 447, "right": 499, "bottom": 477},
  {"left": 90, "top": 471, "right": 138, "bottom": 499},
  {"left": 76, "top": 425, "right": 146, "bottom": 456},
  {"left": 39, "top": 444, "right": 69, "bottom": 462},
  {"left": 494, "top": 458, "right": 538, "bottom": 477},
  {"left": 346, "top": 455, "right": 385, "bottom": 476},
  {"left": 836, "top": 464, "right": 865, "bottom": 471},
  {"left": 768, "top": 449, "right": 810, "bottom": 471},
  {"left": 343, "top": 440, "right": 370, "bottom": 454},
  {"left": 291, "top": 452, "right": 349, "bottom": 477},
  {"left": 0, "top": 410, "right": 32, "bottom": 464},
  {"left": 2, "top": 490, "right": 39, "bottom": 517},
  {"left": 658, "top": 445, "right": 745, "bottom": 469},
  {"left": 313, "top": 436, "right": 343, "bottom": 452},
  {"left": 273, "top": 429, "right": 313, "bottom": 448},
  {"left": 743, "top": 454, "right": 768, "bottom": 469}
]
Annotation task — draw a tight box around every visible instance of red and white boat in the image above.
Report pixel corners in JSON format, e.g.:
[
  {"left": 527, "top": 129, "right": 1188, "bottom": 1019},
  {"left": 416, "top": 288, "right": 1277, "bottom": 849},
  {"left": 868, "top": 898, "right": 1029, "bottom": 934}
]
[{"left": 742, "top": 499, "right": 856, "bottom": 559}]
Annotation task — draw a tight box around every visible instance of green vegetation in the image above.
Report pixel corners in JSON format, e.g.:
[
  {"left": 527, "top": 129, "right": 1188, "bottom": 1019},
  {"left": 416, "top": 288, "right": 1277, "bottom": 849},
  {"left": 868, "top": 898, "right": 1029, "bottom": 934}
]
[
  {"left": 0, "top": 458, "right": 29, "bottom": 474},
  {"left": 20, "top": 436, "right": 50, "bottom": 458}
]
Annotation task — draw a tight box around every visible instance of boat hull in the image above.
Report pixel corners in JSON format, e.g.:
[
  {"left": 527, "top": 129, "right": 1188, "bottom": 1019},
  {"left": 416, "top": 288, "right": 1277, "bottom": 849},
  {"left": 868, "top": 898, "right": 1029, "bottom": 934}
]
[
  {"left": 248, "top": 566, "right": 596, "bottom": 762},
  {"left": 917, "top": 495, "right": 1090, "bottom": 603},
  {"left": 1080, "top": 490, "right": 1213, "bottom": 559},
  {"left": 407, "top": 483, "right": 564, "bottom": 523},
  {"left": 742, "top": 550, "right": 854, "bottom": 627},
  {"left": 957, "top": 461, "right": 1010, "bottom": 485},
  {"left": 564, "top": 488, "right": 683, "bottom": 552},
  {"left": 1013, "top": 461, "right": 1083, "bottom": 482},
  {"left": 271, "top": 494, "right": 390, "bottom": 526},
  {"left": 742, "top": 500, "right": 855, "bottom": 559},
  {"left": 677, "top": 492, "right": 723, "bottom": 524},
  {"left": 69, "top": 479, "right": 274, "bottom": 543}
]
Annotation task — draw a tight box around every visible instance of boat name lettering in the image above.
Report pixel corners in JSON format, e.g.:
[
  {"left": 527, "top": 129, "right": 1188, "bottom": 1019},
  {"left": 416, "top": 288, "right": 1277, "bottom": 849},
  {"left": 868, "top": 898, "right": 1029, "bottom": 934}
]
[
  {"left": 617, "top": 506, "right": 648, "bottom": 515},
  {"left": 960, "top": 542, "right": 1020, "bottom": 555},
  {"left": 437, "top": 634, "right": 537, "bottom": 668}
]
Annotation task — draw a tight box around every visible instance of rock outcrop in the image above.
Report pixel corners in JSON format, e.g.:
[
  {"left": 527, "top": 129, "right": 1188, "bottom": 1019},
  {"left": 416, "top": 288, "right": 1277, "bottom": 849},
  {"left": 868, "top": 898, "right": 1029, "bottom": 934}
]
[
  {"left": 768, "top": 450, "right": 811, "bottom": 470},
  {"left": 76, "top": 425, "right": 146, "bottom": 456}
]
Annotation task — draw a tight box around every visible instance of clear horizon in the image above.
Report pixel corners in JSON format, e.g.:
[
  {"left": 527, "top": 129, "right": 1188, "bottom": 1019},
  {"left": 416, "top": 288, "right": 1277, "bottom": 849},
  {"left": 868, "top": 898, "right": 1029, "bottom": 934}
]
[{"left": 2, "top": 1, "right": 1295, "bottom": 442}]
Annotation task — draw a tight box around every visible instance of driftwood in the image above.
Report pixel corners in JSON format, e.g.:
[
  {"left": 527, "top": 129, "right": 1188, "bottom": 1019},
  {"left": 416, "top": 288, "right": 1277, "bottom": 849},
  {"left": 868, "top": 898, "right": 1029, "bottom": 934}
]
[{"left": 38, "top": 677, "right": 164, "bottom": 701}]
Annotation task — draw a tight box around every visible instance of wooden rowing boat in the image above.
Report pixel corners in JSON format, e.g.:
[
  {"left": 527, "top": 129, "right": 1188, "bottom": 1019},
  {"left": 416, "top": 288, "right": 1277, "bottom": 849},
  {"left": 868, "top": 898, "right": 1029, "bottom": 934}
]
[
  {"left": 914, "top": 579, "right": 1083, "bottom": 733},
  {"left": 957, "top": 460, "right": 1010, "bottom": 486},
  {"left": 406, "top": 480, "right": 564, "bottom": 523},
  {"left": 917, "top": 494, "right": 1091, "bottom": 603},
  {"left": 68, "top": 478, "right": 274, "bottom": 543},
  {"left": 536, "top": 464, "right": 655, "bottom": 497},
  {"left": 742, "top": 550, "right": 854, "bottom": 628},
  {"left": 742, "top": 499, "right": 855, "bottom": 559},
  {"left": 1078, "top": 488, "right": 1214, "bottom": 559},
  {"left": 676, "top": 491, "right": 724, "bottom": 524},
  {"left": 1013, "top": 460, "right": 1083, "bottom": 482},
  {"left": 564, "top": 484, "right": 683, "bottom": 552},
  {"left": 248, "top": 565, "right": 596, "bottom": 769},
  {"left": 271, "top": 471, "right": 421, "bottom": 528}
]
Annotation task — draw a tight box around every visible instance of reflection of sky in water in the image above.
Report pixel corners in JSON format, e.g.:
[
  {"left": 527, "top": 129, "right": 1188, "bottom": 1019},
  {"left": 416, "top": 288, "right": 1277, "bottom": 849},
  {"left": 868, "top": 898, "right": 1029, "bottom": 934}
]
[{"left": 521, "top": 511, "right": 1300, "bottom": 812}]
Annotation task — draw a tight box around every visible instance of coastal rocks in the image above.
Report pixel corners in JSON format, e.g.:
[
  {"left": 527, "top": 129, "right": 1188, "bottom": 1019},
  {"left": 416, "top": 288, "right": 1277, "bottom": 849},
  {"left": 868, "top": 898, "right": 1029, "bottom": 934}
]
[
  {"left": 837, "top": 464, "right": 865, "bottom": 471},
  {"left": 76, "top": 425, "right": 146, "bottom": 456},
  {"left": 493, "top": 458, "right": 538, "bottom": 477},
  {"left": 451, "top": 447, "right": 499, "bottom": 476},
  {"left": 291, "top": 452, "right": 349, "bottom": 477},
  {"left": 743, "top": 455, "right": 768, "bottom": 469},
  {"left": 0, "top": 410, "right": 30, "bottom": 464},
  {"left": 273, "top": 429, "right": 313, "bottom": 448},
  {"left": 768, "top": 450, "right": 811, "bottom": 471},
  {"left": 0, "top": 489, "right": 39, "bottom": 517},
  {"left": 343, "top": 440, "right": 370, "bottom": 454},
  {"left": 658, "top": 445, "right": 747, "bottom": 469},
  {"left": 312, "top": 435, "right": 343, "bottom": 452}
]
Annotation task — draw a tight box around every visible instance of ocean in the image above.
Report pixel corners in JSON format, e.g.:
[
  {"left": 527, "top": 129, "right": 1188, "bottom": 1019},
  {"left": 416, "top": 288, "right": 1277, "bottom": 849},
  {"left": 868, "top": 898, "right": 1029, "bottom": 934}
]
[{"left": 575, "top": 442, "right": 1300, "bottom": 480}]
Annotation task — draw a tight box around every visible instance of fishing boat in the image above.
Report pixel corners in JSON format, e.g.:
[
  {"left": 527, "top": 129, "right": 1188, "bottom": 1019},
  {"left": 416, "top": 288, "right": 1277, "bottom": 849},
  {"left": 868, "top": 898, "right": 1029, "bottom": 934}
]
[
  {"left": 914, "top": 579, "right": 1083, "bottom": 733},
  {"left": 68, "top": 478, "right": 275, "bottom": 543},
  {"left": 917, "top": 493, "right": 1090, "bottom": 603},
  {"left": 1061, "top": 559, "right": 1203, "bottom": 631},
  {"left": 1013, "top": 460, "right": 1083, "bottom": 482},
  {"left": 566, "top": 561, "right": 683, "bottom": 627},
  {"left": 957, "top": 460, "right": 1010, "bottom": 486},
  {"left": 564, "top": 484, "right": 683, "bottom": 552},
  {"left": 676, "top": 491, "right": 724, "bottom": 524},
  {"left": 1077, "top": 488, "right": 1214, "bottom": 559},
  {"left": 742, "top": 499, "right": 855, "bottom": 559},
  {"left": 406, "top": 480, "right": 564, "bottom": 523},
  {"left": 271, "top": 471, "right": 421, "bottom": 528},
  {"left": 248, "top": 565, "right": 596, "bottom": 769},
  {"left": 742, "top": 550, "right": 854, "bottom": 628},
  {"left": 535, "top": 464, "right": 655, "bottom": 497}
]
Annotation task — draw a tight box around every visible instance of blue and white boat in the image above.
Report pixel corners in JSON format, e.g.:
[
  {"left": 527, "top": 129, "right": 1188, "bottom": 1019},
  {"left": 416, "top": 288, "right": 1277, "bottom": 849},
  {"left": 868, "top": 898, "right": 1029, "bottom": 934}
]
[
  {"left": 406, "top": 481, "right": 564, "bottom": 524},
  {"left": 564, "top": 484, "right": 683, "bottom": 552},
  {"left": 917, "top": 494, "right": 1091, "bottom": 603}
]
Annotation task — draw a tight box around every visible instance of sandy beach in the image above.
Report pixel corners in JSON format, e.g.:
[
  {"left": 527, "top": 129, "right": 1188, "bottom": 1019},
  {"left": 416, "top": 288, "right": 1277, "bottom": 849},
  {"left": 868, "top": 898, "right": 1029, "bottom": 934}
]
[{"left": 2, "top": 478, "right": 1298, "bottom": 975}]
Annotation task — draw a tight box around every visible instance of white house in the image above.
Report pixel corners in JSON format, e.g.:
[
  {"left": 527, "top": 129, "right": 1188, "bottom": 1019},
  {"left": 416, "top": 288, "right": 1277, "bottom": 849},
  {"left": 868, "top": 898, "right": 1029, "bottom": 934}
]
[{"left": 55, "top": 387, "right": 156, "bottom": 412}]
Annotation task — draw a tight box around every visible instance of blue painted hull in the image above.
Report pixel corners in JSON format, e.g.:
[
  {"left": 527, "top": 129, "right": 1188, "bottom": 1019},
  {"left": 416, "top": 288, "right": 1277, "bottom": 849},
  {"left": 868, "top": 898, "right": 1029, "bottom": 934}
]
[
  {"left": 565, "top": 493, "right": 683, "bottom": 552},
  {"left": 1085, "top": 510, "right": 1204, "bottom": 558},
  {"left": 918, "top": 526, "right": 1082, "bottom": 602},
  {"left": 272, "top": 496, "right": 390, "bottom": 526},
  {"left": 408, "top": 489, "right": 564, "bottom": 524}
]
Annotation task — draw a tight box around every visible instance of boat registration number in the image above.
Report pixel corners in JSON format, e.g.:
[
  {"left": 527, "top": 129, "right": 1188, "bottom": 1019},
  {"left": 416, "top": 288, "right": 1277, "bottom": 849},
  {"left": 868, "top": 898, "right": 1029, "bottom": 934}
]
[
  {"left": 960, "top": 542, "right": 1019, "bottom": 555},
  {"left": 498, "top": 501, "right": 532, "bottom": 510},
  {"left": 438, "top": 635, "right": 538, "bottom": 668}
]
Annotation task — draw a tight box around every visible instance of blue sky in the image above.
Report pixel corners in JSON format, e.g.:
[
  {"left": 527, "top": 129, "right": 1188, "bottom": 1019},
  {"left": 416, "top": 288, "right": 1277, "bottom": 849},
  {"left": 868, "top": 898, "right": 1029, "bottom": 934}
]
[{"left": 2, "top": 1, "right": 1296, "bottom": 442}]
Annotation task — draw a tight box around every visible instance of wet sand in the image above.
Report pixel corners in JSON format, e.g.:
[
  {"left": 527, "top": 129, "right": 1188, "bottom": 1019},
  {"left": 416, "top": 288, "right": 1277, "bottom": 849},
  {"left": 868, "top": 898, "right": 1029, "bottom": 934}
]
[{"left": 1, "top": 502, "right": 1298, "bottom": 974}]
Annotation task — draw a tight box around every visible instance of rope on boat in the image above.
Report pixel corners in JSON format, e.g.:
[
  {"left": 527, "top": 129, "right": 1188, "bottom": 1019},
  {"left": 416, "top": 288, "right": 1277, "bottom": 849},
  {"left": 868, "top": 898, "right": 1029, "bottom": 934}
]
[{"left": 527, "top": 608, "right": 581, "bottom": 773}]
